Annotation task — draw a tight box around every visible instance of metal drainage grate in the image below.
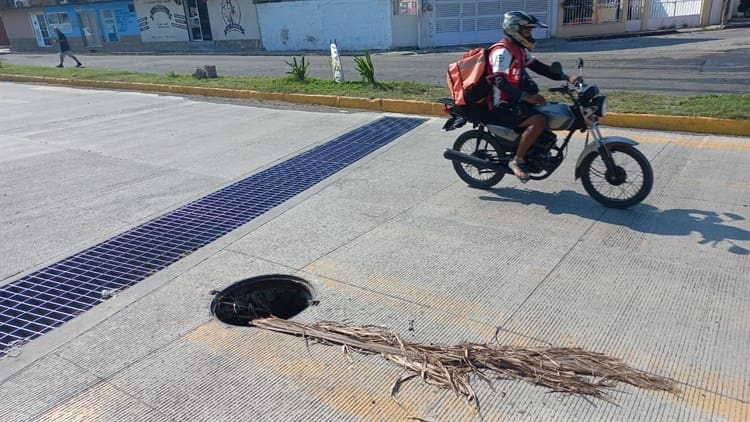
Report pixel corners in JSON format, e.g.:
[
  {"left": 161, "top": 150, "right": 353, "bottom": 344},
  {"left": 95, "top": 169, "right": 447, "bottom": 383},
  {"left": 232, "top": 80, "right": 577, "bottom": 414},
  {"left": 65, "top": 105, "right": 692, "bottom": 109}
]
[
  {"left": 210, "top": 274, "right": 316, "bottom": 326},
  {"left": 0, "top": 116, "right": 426, "bottom": 356}
]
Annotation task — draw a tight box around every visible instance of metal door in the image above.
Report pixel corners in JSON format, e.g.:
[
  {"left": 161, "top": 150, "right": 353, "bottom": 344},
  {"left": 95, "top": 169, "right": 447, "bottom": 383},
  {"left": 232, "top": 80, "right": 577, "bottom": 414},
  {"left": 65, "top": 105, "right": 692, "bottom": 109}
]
[
  {"left": 29, "top": 13, "right": 51, "bottom": 47},
  {"left": 79, "top": 11, "right": 103, "bottom": 47},
  {"left": 186, "top": 0, "right": 212, "bottom": 41},
  {"left": 646, "top": 0, "right": 703, "bottom": 30},
  {"left": 435, "top": 0, "right": 549, "bottom": 47},
  {"left": 100, "top": 9, "right": 119, "bottom": 42}
]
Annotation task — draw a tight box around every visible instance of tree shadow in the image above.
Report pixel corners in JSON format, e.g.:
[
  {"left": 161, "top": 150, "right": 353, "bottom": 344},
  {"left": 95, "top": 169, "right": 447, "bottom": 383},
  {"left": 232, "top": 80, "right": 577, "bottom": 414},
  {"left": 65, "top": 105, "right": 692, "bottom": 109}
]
[{"left": 480, "top": 188, "right": 750, "bottom": 256}]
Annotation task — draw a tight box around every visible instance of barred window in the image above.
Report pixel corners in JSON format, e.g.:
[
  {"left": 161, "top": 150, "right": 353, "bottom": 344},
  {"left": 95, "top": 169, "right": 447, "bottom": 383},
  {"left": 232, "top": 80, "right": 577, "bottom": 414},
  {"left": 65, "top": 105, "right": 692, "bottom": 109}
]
[{"left": 563, "top": 0, "right": 622, "bottom": 25}]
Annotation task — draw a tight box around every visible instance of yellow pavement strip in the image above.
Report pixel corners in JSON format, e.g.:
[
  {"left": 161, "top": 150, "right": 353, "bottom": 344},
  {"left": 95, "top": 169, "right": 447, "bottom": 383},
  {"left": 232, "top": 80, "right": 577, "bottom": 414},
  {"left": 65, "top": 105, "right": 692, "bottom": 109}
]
[{"left": 618, "top": 133, "right": 750, "bottom": 151}]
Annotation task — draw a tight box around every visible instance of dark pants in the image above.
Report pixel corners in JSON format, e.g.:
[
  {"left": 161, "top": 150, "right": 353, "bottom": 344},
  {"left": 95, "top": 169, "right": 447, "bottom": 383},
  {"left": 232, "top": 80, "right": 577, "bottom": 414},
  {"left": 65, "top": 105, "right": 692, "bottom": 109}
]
[{"left": 473, "top": 102, "right": 542, "bottom": 128}]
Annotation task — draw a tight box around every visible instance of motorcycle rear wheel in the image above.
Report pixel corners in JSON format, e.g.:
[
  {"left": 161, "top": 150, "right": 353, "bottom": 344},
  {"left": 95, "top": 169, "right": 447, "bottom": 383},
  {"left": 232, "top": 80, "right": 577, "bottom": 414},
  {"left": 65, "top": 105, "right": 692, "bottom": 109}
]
[
  {"left": 451, "top": 130, "right": 506, "bottom": 189},
  {"left": 580, "top": 144, "right": 653, "bottom": 209}
]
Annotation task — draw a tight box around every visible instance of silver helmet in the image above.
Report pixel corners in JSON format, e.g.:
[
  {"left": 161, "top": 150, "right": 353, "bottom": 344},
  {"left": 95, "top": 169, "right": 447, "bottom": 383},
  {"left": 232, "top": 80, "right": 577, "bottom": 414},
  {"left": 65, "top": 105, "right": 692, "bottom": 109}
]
[{"left": 502, "top": 11, "right": 548, "bottom": 50}]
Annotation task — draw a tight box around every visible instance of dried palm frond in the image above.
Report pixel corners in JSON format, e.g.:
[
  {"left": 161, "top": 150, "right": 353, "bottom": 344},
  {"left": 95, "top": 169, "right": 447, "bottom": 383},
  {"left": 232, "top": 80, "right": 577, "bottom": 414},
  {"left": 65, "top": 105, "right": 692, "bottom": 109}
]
[{"left": 250, "top": 317, "right": 680, "bottom": 408}]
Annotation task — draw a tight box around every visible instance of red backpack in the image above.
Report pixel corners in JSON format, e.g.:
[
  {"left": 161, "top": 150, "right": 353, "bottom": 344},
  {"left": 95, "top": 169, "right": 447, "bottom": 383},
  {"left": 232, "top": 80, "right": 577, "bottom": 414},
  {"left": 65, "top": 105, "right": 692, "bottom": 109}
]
[{"left": 446, "top": 42, "right": 502, "bottom": 106}]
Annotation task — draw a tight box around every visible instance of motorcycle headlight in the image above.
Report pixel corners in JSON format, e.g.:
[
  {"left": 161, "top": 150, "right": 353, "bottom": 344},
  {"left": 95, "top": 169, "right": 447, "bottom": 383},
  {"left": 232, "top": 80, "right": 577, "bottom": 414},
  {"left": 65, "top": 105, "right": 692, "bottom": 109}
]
[{"left": 593, "top": 96, "right": 607, "bottom": 117}]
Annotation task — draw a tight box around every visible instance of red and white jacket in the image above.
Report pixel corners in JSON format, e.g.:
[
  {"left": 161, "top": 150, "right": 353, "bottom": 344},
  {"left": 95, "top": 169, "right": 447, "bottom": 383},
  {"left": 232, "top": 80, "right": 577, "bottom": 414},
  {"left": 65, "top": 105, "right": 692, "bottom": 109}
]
[{"left": 488, "top": 38, "right": 536, "bottom": 106}]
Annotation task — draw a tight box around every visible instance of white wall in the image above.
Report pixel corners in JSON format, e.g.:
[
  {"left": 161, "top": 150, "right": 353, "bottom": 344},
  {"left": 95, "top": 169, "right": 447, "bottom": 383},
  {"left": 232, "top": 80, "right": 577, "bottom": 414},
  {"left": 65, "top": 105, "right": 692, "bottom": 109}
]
[
  {"left": 208, "top": 0, "right": 261, "bottom": 41},
  {"left": 708, "top": 0, "right": 724, "bottom": 24},
  {"left": 135, "top": 0, "right": 189, "bottom": 42},
  {"left": 417, "top": 0, "right": 435, "bottom": 48},
  {"left": 256, "top": 0, "right": 392, "bottom": 51},
  {"left": 392, "top": 14, "right": 418, "bottom": 47}
]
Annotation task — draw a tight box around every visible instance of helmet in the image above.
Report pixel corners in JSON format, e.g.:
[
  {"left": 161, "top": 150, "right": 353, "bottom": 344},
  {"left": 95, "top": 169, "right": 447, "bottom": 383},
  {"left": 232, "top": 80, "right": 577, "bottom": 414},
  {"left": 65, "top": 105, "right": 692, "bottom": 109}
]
[{"left": 502, "top": 11, "right": 548, "bottom": 50}]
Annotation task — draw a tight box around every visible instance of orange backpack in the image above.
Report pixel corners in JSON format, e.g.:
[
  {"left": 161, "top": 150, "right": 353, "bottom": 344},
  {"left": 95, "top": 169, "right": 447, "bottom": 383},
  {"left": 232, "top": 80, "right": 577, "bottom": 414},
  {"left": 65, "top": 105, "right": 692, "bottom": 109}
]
[{"left": 446, "top": 43, "right": 501, "bottom": 106}]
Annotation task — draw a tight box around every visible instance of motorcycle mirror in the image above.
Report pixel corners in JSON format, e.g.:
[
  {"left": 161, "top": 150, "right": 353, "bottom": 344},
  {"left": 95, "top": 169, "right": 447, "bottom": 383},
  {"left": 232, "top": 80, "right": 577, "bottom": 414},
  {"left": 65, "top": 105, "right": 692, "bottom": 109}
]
[
  {"left": 549, "top": 61, "right": 563, "bottom": 78},
  {"left": 576, "top": 58, "right": 584, "bottom": 69}
]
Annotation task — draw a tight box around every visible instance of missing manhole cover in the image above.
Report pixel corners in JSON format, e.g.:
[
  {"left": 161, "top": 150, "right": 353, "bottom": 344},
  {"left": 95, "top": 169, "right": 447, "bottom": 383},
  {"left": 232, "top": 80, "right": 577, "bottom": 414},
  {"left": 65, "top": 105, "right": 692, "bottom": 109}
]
[{"left": 210, "top": 274, "right": 316, "bottom": 326}]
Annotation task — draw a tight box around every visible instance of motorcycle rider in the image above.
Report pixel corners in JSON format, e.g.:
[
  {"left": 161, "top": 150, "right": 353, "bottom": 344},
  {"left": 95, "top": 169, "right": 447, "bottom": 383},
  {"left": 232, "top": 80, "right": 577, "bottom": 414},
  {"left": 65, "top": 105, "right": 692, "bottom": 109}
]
[{"left": 488, "top": 11, "right": 580, "bottom": 182}]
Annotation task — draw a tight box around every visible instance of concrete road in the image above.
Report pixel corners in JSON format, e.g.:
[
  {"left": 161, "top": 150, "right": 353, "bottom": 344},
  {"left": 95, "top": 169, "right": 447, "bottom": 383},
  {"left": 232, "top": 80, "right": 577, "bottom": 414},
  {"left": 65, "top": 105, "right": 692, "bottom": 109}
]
[
  {"left": 1, "top": 82, "right": 749, "bottom": 420},
  {"left": 2, "top": 27, "right": 750, "bottom": 96}
]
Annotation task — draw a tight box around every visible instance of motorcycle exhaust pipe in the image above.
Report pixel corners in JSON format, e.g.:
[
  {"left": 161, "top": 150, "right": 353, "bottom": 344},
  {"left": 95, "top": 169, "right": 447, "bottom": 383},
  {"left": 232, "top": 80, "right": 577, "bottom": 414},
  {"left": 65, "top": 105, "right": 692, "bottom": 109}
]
[{"left": 443, "top": 148, "right": 511, "bottom": 173}]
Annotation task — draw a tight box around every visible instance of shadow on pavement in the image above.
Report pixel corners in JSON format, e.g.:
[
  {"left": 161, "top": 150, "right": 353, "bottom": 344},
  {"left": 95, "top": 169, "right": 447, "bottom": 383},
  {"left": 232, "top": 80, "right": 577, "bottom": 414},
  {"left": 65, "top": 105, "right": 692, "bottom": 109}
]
[{"left": 481, "top": 188, "right": 750, "bottom": 255}]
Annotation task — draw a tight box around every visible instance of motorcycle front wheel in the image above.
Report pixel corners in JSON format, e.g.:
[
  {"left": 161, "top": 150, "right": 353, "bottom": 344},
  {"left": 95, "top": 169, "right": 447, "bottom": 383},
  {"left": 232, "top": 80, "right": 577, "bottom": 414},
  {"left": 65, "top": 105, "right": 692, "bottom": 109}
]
[
  {"left": 580, "top": 144, "right": 653, "bottom": 209},
  {"left": 451, "top": 130, "right": 506, "bottom": 189}
]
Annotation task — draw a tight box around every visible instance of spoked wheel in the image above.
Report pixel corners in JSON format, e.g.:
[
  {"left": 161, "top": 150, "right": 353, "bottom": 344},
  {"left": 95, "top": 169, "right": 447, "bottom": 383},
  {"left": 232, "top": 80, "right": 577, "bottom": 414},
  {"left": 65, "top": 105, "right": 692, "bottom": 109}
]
[
  {"left": 451, "top": 130, "right": 507, "bottom": 189},
  {"left": 580, "top": 144, "right": 653, "bottom": 209}
]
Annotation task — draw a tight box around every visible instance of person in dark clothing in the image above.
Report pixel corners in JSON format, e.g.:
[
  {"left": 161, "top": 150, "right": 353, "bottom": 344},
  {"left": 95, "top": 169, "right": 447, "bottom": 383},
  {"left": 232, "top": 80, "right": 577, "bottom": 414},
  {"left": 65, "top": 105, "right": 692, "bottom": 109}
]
[
  {"left": 53, "top": 27, "right": 83, "bottom": 68},
  {"left": 487, "top": 11, "right": 579, "bottom": 182}
]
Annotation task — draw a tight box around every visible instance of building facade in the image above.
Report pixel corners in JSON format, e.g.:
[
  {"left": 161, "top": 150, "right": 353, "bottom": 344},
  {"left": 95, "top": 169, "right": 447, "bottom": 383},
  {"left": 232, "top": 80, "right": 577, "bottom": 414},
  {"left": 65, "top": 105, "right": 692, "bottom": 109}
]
[
  {"left": 0, "top": 0, "right": 261, "bottom": 52},
  {"left": 0, "top": 0, "right": 729, "bottom": 53}
]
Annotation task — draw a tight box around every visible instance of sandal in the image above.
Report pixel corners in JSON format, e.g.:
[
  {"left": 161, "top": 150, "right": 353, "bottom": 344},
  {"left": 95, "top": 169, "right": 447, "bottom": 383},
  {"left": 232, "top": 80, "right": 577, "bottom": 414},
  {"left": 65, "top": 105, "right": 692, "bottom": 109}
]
[{"left": 509, "top": 159, "right": 530, "bottom": 183}]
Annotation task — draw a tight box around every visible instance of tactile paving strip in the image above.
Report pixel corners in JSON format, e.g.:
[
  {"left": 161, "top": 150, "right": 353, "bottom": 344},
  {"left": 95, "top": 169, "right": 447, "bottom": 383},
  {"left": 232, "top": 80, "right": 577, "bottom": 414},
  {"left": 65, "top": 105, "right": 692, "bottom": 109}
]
[{"left": 0, "top": 116, "right": 426, "bottom": 356}]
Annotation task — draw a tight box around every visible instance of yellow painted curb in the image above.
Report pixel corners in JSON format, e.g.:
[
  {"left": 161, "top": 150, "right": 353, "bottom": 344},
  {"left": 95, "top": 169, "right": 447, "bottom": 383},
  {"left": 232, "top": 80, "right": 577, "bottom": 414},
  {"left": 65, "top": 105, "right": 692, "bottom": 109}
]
[
  {"left": 1, "top": 73, "right": 747, "bottom": 137},
  {"left": 285, "top": 93, "right": 338, "bottom": 107},
  {"left": 381, "top": 98, "right": 436, "bottom": 115},
  {"left": 336, "top": 96, "right": 381, "bottom": 111},
  {"left": 601, "top": 113, "right": 750, "bottom": 137},
  {"left": 252, "top": 91, "right": 286, "bottom": 102}
]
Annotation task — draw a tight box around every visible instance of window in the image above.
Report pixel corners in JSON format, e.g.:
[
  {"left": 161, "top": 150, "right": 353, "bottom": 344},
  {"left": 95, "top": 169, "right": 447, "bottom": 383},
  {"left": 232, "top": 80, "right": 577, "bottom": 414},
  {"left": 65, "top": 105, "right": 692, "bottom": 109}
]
[
  {"left": 394, "top": 0, "right": 417, "bottom": 15},
  {"left": 46, "top": 12, "right": 71, "bottom": 33}
]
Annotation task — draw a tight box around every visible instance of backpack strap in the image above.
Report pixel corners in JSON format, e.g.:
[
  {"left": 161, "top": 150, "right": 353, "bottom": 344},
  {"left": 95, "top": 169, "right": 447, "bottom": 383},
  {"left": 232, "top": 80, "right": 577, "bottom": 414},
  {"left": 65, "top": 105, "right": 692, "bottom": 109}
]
[{"left": 485, "top": 39, "right": 526, "bottom": 109}]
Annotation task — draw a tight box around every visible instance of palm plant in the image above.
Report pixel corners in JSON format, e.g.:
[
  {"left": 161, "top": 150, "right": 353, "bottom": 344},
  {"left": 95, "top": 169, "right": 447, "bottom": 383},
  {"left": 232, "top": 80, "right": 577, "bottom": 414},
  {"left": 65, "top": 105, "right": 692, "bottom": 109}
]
[
  {"left": 285, "top": 56, "right": 310, "bottom": 81},
  {"left": 353, "top": 50, "right": 376, "bottom": 84}
]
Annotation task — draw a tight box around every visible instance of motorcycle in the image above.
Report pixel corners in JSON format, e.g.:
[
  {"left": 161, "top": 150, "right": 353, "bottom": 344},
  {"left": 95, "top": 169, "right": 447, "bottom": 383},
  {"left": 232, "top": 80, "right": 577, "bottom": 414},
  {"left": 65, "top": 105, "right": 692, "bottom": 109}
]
[{"left": 439, "top": 59, "right": 653, "bottom": 209}]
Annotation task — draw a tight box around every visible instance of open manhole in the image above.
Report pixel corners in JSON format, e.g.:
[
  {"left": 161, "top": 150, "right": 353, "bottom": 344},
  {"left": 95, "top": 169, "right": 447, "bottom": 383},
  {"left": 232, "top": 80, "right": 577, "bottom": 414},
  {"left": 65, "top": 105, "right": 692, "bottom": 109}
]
[{"left": 210, "top": 274, "right": 317, "bottom": 326}]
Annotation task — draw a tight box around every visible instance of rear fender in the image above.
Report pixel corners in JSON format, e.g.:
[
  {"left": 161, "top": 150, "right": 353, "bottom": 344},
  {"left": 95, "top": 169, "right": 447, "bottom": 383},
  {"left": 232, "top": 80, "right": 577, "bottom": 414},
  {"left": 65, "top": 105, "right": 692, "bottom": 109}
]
[{"left": 574, "top": 136, "right": 639, "bottom": 180}]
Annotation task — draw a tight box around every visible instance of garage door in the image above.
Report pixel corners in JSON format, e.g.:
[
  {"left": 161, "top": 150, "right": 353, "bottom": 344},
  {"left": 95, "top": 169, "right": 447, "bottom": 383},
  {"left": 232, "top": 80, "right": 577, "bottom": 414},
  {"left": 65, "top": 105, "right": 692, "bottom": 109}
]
[{"left": 435, "top": 0, "right": 550, "bottom": 46}]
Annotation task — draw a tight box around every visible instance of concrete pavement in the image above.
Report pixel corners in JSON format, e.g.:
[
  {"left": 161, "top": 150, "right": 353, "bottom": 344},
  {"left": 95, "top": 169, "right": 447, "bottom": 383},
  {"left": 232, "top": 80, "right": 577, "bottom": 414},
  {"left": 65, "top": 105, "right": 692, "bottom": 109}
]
[{"left": 1, "top": 82, "right": 749, "bottom": 420}]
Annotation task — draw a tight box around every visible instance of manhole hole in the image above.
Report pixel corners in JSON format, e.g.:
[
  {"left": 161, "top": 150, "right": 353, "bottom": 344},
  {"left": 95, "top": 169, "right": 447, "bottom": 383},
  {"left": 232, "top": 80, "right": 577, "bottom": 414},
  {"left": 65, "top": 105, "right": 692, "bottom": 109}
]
[{"left": 210, "top": 274, "right": 316, "bottom": 326}]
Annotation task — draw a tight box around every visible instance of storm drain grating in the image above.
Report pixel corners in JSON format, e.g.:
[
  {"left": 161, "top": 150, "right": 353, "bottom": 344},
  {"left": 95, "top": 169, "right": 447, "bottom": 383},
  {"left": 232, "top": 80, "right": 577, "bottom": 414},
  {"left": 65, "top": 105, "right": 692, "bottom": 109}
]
[{"left": 0, "top": 116, "right": 426, "bottom": 356}]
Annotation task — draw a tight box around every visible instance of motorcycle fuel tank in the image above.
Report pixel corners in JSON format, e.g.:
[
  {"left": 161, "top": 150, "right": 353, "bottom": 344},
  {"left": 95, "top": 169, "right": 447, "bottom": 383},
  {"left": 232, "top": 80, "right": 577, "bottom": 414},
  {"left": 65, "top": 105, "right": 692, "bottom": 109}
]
[{"left": 538, "top": 103, "right": 574, "bottom": 130}]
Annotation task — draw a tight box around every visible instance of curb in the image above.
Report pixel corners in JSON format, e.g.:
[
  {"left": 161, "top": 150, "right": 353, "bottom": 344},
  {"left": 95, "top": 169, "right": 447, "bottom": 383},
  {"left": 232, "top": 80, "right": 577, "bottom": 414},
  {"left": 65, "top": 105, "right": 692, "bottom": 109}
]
[
  {"left": 2, "top": 74, "right": 748, "bottom": 137},
  {"left": 599, "top": 113, "right": 750, "bottom": 137}
]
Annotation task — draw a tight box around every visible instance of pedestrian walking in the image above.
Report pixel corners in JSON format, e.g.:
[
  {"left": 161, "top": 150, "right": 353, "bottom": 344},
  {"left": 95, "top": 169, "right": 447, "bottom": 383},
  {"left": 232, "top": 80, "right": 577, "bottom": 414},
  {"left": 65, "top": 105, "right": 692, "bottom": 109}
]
[{"left": 52, "top": 27, "right": 83, "bottom": 68}]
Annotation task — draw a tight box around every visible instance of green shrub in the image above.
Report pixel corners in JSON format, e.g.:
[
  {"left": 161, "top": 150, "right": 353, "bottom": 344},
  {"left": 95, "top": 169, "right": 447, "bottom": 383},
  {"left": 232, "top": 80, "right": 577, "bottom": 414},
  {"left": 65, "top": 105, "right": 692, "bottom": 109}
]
[
  {"left": 285, "top": 56, "right": 310, "bottom": 81},
  {"left": 166, "top": 70, "right": 179, "bottom": 78},
  {"left": 353, "top": 50, "right": 376, "bottom": 84}
]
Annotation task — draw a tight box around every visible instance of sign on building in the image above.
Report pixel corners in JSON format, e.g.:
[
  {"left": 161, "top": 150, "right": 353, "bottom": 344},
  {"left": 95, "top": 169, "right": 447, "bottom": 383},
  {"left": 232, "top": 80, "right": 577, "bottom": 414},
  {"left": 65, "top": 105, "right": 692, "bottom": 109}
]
[{"left": 134, "top": 0, "right": 189, "bottom": 42}]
